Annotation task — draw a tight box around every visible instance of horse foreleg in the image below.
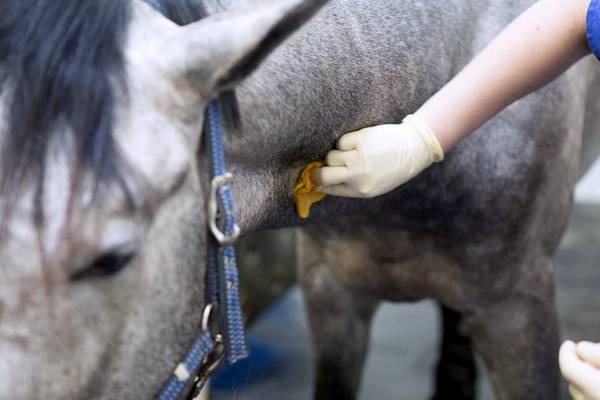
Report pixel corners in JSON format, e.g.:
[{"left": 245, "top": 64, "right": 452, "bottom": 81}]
[
  {"left": 298, "top": 232, "right": 378, "bottom": 400},
  {"left": 464, "top": 259, "right": 560, "bottom": 400}
]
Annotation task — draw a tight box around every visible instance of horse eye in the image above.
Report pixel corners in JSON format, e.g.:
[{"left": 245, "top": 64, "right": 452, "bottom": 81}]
[{"left": 70, "top": 250, "right": 136, "bottom": 281}]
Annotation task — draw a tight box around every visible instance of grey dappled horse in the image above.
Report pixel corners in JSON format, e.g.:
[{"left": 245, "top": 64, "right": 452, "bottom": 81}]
[
  {"left": 0, "top": 1, "right": 598, "bottom": 400},
  {"left": 229, "top": 1, "right": 600, "bottom": 399}
]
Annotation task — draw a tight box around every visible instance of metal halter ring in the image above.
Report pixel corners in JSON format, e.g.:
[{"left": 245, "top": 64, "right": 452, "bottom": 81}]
[
  {"left": 201, "top": 304, "right": 215, "bottom": 332},
  {"left": 208, "top": 173, "right": 241, "bottom": 245}
]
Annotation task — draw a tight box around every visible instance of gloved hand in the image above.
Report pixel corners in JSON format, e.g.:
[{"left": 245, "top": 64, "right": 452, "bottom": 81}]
[
  {"left": 313, "top": 114, "right": 444, "bottom": 198},
  {"left": 560, "top": 341, "right": 600, "bottom": 400}
]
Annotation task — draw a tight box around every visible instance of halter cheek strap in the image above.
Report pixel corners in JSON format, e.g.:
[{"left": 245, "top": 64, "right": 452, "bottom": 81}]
[{"left": 155, "top": 99, "right": 247, "bottom": 400}]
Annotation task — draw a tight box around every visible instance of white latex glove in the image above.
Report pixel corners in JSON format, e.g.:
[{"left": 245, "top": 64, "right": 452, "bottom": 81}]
[
  {"left": 313, "top": 114, "right": 444, "bottom": 198},
  {"left": 560, "top": 341, "right": 600, "bottom": 400}
]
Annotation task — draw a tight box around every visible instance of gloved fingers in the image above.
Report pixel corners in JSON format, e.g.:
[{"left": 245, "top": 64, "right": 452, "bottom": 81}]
[
  {"left": 325, "top": 150, "right": 349, "bottom": 166},
  {"left": 560, "top": 341, "right": 600, "bottom": 399},
  {"left": 577, "top": 342, "right": 600, "bottom": 368},
  {"left": 325, "top": 149, "right": 359, "bottom": 167},
  {"left": 312, "top": 166, "right": 351, "bottom": 187},
  {"left": 336, "top": 131, "right": 361, "bottom": 151},
  {"left": 569, "top": 384, "right": 586, "bottom": 400},
  {"left": 319, "top": 184, "right": 362, "bottom": 198}
]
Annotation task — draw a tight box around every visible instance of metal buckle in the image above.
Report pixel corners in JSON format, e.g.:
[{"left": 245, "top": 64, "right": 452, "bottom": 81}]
[
  {"left": 187, "top": 305, "right": 226, "bottom": 400},
  {"left": 208, "top": 173, "right": 241, "bottom": 246},
  {"left": 190, "top": 335, "right": 225, "bottom": 399}
]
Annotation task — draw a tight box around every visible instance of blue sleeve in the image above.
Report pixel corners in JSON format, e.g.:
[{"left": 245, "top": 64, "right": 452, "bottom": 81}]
[{"left": 588, "top": 0, "right": 600, "bottom": 61}]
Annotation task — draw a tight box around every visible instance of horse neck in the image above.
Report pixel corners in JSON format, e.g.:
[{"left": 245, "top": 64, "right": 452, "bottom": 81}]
[{"left": 223, "top": 0, "right": 527, "bottom": 233}]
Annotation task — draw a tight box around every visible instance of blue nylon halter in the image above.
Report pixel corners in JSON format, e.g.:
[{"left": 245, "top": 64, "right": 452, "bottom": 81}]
[{"left": 155, "top": 99, "right": 248, "bottom": 400}]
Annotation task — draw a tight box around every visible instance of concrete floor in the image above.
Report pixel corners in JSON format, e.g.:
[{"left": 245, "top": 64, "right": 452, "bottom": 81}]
[{"left": 212, "top": 203, "right": 600, "bottom": 400}]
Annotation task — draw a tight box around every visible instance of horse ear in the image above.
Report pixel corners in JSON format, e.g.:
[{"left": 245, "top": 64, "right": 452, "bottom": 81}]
[{"left": 161, "top": 0, "right": 328, "bottom": 94}]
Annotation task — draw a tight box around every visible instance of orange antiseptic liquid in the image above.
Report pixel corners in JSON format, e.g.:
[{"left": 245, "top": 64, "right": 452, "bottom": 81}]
[{"left": 294, "top": 162, "right": 326, "bottom": 219}]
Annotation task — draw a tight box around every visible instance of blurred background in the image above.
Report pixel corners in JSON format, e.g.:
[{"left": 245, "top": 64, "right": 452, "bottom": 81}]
[{"left": 209, "top": 159, "right": 600, "bottom": 400}]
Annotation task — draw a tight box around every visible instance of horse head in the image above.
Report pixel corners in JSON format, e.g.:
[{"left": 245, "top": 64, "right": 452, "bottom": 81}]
[{"left": 0, "top": 0, "right": 326, "bottom": 398}]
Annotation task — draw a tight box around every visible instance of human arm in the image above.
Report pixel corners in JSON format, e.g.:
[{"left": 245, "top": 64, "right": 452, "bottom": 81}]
[
  {"left": 314, "top": 0, "right": 592, "bottom": 198},
  {"left": 419, "top": 0, "right": 591, "bottom": 151}
]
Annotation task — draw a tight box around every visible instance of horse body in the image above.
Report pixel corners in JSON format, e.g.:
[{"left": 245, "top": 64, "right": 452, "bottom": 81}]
[{"left": 227, "top": 0, "right": 600, "bottom": 398}]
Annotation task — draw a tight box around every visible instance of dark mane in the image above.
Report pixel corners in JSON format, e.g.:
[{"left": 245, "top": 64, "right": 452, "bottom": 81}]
[{"left": 0, "top": 0, "right": 238, "bottom": 232}]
